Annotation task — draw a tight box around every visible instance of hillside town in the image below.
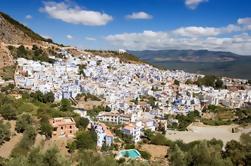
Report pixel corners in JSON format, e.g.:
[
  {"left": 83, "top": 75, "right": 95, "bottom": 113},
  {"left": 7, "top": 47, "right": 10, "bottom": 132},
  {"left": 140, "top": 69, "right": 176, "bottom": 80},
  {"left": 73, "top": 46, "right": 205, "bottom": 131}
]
[
  {"left": 13, "top": 48, "right": 251, "bottom": 145},
  {"left": 1, "top": 0, "right": 251, "bottom": 164}
]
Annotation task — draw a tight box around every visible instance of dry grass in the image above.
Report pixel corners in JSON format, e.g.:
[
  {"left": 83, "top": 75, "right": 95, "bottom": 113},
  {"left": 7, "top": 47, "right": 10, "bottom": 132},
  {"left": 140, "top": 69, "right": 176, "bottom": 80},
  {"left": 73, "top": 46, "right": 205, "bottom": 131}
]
[
  {"left": 34, "top": 134, "right": 71, "bottom": 158},
  {"left": 0, "top": 120, "right": 23, "bottom": 158},
  {"left": 139, "top": 144, "right": 169, "bottom": 166},
  {"left": 140, "top": 144, "right": 168, "bottom": 159},
  {"left": 76, "top": 96, "right": 105, "bottom": 110}
]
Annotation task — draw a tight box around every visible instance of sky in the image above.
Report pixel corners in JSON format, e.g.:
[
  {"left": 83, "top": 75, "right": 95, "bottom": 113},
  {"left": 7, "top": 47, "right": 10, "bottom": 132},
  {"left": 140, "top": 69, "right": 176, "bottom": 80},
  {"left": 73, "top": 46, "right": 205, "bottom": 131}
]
[{"left": 1, "top": 0, "right": 251, "bottom": 55}]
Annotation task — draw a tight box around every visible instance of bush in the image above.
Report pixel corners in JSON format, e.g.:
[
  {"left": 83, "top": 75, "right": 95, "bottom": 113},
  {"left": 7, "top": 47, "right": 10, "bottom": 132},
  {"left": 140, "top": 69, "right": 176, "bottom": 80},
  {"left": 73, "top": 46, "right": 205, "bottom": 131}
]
[
  {"left": 124, "top": 144, "right": 135, "bottom": 149},
  {"left": 12, "top": 125, "right": 36, "bottom": 156},
  {"left": 75, "top": 130, "right": 97, "bottom": 150},
  {"left": 60, "top": 99, "right": 72, "bottom": 112},
  {"left": 169, "top": 139, "right": 234, "bottom": 166},
  {"left": 75, "top": 117, "right": 89, "bottom": 129},
  {"left": 15, "top": 114, "right": 33, "bottom": 133},
  {"left": 138, "top": 150, "right": 151, "bottom": 160},
  {"left": 151, "top": 133, "right": 170, "bottom": 146},
  {"left": 196, "top": 75, "right": 224, "bottom": 89},
  {"left": 87, "top": 105, "right": 108, "bottom": 117},
  {"left": 0, "top": 66, "right": 15, "bottom": 81},
  {"left": 30, "top": 91, "right": 55, "bottom": 103},
  {"left": 174, "top": 80, "right": 180, "bottom": 86},
  {"left": 40, "top": 117, "right": 53, "bottom": 139},
  {"left": 0, "top": 104, "right": 17, "bottom": 120},
  {"left": 66, "top": 142, "right": 77, "bottom": 154},
  {"left": 0, "top": 121, "right": 10, "bottom": 144}
]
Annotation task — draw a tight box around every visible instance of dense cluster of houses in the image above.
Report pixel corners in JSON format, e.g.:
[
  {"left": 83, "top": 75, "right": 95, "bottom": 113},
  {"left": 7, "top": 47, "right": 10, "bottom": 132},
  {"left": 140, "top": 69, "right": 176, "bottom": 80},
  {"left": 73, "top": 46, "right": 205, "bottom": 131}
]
[{"left": 14, "top": 49, "right": 251, "bottom": 145}]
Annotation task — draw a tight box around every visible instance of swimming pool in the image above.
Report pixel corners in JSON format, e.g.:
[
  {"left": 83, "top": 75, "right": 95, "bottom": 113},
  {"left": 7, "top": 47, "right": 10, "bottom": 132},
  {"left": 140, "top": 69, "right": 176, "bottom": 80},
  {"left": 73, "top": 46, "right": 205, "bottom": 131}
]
[{"left": 118, "top": 149, "right": 141, "bottom": 159}]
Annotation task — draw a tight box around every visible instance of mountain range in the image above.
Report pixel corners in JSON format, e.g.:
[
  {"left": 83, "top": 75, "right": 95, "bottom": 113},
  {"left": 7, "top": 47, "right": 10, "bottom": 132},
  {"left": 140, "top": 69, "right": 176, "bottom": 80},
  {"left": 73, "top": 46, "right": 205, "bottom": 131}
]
[{"left": 128, "top": 50, "right": 251, "bottom": 79}]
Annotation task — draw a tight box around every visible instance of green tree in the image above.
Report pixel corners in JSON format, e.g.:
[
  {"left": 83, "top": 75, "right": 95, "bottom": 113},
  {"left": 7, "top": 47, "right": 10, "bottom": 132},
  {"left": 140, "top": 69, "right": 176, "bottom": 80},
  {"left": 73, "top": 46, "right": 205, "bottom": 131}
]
[
  {"left": 224, "top": 140, "right": 246, "bottom": 165},
  {"left": 40, "top": 120, "right": 53, "bottom": 139},
  {"left": 0, "top": 104, "right": 17, "bottom": 120},
  {"left": 66, "top": 142, "right": 76, "bottom": 154},
  {"left": 30, "top": 91, "right": 44, "bottom": 103},
  {"left": 12, "top": 125, "right": 36, "bottom": 156},
  {"left": 44, "top": 91, "right": 55, "bottom": 103},
  {"left": 75, "top": 130, "right": 97, "bottom": 150},
  {"left": 7, "top": 155, "right": 29, "bottom": 166},
  {"left": 78, "top": 151, "right": 118, "bottom": 166},
  {"left": 150, "top": 133, "right": 170, "bottom": 145},
  {"left": 75, "top": 117, "right": 89, "bottom": 129},
  {"left": 215, "top": 79, "right": 224, "bottom": 89},
  {"left": 15, "top": 114, "right": 33, "bottom": 133},
  {"left": 170, "top": 140, "right": 234, "bottom": 166},
  {"left": 0, "top": 121, "right": 10, "bottom": 144},
  {"left": 170, "top": 144, "right": 187, "bottom": 166},
  {"left": 42, "top": 148, "right": 61, "bottom": 166},
  {"left": 16, "top": 45, "right": 28, "bottom": 58},
  {"left": 60, "top": 99, "right": 72, "bottom": 112},
  {"left": 27, "top": 148, "right": 43, "bottom": 166},
  {"left": 144, "top": 129, "right": 154, "bottom": 140},
  {"left": 174, "top": 79, "right": 180, "bottom": 86},
  {"left": 240, "top": 132, "right": 251, "bottom": 146}
]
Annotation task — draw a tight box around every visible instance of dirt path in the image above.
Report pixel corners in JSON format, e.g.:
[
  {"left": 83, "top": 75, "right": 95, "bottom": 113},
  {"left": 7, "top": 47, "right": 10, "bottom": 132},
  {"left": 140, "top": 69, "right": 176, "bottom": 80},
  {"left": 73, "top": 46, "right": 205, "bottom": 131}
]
[
  {"left": 0, "top": 120, "right": 23, "bottom": 158},
  {"left": 0, "top": 133, "right": 23, "bottom": 158},
  {"left": 140, "top": 144, "right": 168, "bottom": 158}
]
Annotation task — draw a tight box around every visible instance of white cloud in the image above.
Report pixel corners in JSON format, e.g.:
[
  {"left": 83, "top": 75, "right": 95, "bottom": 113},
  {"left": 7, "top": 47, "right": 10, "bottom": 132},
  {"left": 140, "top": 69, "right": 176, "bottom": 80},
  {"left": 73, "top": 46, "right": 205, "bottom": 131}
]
[
  {"left": 25, "top": 14, "right": 32, "bottom": 19},
  {"left": 174, "top": 26, "right": 220, "bottom": 37},
  {"left": 105, "top": 18, "right": 251, "bottom": 55},
  {"left": 85, "top": 37, "right": 96, "bottom": 41},
  {"left": 185, "top": 0, "right": 208, "bottom": 9},
  {"left": 105, "top": 31, "right": 251, "bottom": 55},
  {"left": 41, "top": 1, "right": 113, "bottom": 26},
  {"left": 238, "top": 17, "right": 251, "bottom": 25},
  {"left": 66, "top": 35, "right": 73, "bottom": 39},
  {"left": 126, "top": 11, "right": 153, "bottom": 20},
  {"left": 173, "top": 24, "right": 242, "bottom": 37}
]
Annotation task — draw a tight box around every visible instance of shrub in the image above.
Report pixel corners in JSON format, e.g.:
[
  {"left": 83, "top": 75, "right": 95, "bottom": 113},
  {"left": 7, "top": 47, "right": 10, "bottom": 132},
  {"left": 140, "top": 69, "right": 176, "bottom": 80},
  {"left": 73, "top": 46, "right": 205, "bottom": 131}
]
[
  {"left": 151, "top": 133, "right": 170, "bottom": 146},
  {"left": 60, "top": 99, "right": 72, "bottom": 112},
  {"left": 75, "top": 117, "right": 89, "bottom": 129},
  {"left": 40, "top": 117, "right": 53, "bottom": 139},
  {"left": 15, "top": 114, "right": 33, "bottom": 133},
  {"left": 75, "top": 130, "right": 97, "bottom": 150},
  {"left": 0, "top": 104, "right": 17, "bottom": 120},
  {"left": 138, "top": 150, "right": 151, "bottom": 160},
  {"left": 0, "top": 121, "right": 10, "bottom": 144}
]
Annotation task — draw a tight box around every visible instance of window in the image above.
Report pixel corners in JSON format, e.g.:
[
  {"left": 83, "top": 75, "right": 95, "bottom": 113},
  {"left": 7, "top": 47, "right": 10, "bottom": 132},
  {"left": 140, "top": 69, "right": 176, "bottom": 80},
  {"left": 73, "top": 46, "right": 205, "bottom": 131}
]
[
  {"left": 70, "top": 126, "right": 72, "bottom": 129},
  {"left": 61, "top": 127, "right": 63, "bottom": 130},
  {"left": 70, "top": 130, "right": 72, "bottom": 133}
]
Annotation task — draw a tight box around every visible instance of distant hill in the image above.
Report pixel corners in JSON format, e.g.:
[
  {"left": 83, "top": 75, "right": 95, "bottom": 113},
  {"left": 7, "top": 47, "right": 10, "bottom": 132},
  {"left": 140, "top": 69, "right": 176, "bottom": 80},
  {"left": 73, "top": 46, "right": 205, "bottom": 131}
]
[{"left": 128, "top": 50, "right": 251, "bottom": 79}]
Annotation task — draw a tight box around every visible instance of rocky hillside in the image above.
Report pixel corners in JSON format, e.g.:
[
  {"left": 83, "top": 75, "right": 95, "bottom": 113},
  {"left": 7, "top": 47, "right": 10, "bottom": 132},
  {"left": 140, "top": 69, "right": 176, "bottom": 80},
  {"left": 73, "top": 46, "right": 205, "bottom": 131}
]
[
  {"left": 0, "top": 43, "right": 13, "bottom": 68},
  {"left": 0, "top": 12, "right": 60, "bottom": 71},
  {"left": 0, "top": 12, "right": 52, "bottom": 45}
]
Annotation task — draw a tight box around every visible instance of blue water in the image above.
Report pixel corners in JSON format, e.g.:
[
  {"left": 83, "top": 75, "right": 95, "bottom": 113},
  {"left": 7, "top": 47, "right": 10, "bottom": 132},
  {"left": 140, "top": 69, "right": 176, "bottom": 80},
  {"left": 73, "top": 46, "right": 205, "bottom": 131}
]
[{"left": 120, "top": 149, "right": 141, "bottom": 159}]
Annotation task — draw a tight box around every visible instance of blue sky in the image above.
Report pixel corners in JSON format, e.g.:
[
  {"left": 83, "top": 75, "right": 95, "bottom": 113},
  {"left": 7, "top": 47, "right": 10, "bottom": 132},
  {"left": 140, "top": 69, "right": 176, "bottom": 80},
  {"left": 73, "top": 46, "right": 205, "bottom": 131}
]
[{"left": 1, "top": 0, "right": 251, "bottom": 54}]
